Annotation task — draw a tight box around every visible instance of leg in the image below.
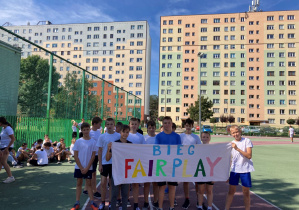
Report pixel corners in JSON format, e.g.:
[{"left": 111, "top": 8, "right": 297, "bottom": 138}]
[
  {"left": 92, "top": 171, "right": 97, "bottom": 193},
  {"left": 153, "top": 182, "right": 159, "bottom": 203},
  {"left": 110, "top": 176, "right": 118, "bottom": 210},
  {"left": 183, "top": 182, "right": 189, "bottom": 198},
  {"left": 225, "top": 185, "right": 236, "bottom": 210},
  {"left": 197, "top": 184, "right": 205, "bottom": 208},
  {"left": 158, "top": 184, "right": 166, "bottom": 208},
  {"left": 86, "top": 178, "right": 94, "bottom": 202},
  {"left": 168, "top": 185, "right": 176, "bottom": 208},
  {"left": 132, "top": 183, "right": 139, "bottom": 204},
  {"left": 206, "top": 185, "right": 214, "bottom": 208},
  {"left": 101, "top": 175, "right": 108, "bottom": 203},
  {"left": 76, "top": 178, "right": 83, "bottom": 201},
  {"left": 144, "top": 183, "right": 150, "bottom": 203},
  {"left": 0, "top": 150, "right": 13, "bottom": 177},
  {"left": 121, "top": 184, "right": 129, "bottom": 210},
  {"left": 242, "top": 186, "right": 250, "bottom": 210}
]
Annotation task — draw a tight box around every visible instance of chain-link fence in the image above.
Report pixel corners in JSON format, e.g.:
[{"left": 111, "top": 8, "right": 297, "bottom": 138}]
[{"left": 0, "top": 26, "right": 141, "bottom": 147}]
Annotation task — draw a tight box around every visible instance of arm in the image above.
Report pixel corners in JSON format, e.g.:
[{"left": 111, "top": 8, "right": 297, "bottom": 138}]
[
  {"left": 106, "top": 142, "right": 112, "bottom": 161},
  {"left": 231, "top": 143, "right": 252, "bottom": 159},
  {"left": 5, "top": 134, "right": 15, "bottom": 152},
  {"left": 98, "top": 147, "right": 103, "bottom": 172},
  {"left": 74, "top": 151, "right": 84, "bottom": 172},
  {"left": 83, "top": 151, "right": 96, "bottom": 174},
  {"left": 31, "top": 153, "right": 37, "bottom": 160}
]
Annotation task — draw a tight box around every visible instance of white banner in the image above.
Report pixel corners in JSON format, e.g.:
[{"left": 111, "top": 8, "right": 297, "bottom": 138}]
[{"left": 112, "top": 142, "right": 232, "bottom": 185}]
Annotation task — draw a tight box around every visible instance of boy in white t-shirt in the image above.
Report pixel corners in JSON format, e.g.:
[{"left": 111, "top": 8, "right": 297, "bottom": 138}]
[
  {"left": 289, "top": 125, "right": 295, "bottom": 143},
  {"left": 143, "top": 120, "right": 159, "bottom": 209},
  {"left": 71, "top": 122, "right": 98, "bottom": 210},
  {"left": 180, "top": 118, "right": 201, "bottom": 209},
  {"left": 97, "top": 118, "right": 121, "bottom": 210},
  {"left": 127, "top": 117, "right": 145, "bottom": 210},
  {"left": 16, "top": 143, "right": 30, "bottom": 164},
  {"left": 43, "top": 142, "right": 55, "bottom": 162},
  {"left": 225, "top": 125, "right": 254, "bottom": 210}
]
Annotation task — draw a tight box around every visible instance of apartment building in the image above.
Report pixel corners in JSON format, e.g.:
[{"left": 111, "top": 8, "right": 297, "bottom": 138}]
[
  {"left": 159, "top": 10, "right": 299, "bottom": 127},
  {"left": 3, "top": 21, "right": 151, "bottom": 120}
]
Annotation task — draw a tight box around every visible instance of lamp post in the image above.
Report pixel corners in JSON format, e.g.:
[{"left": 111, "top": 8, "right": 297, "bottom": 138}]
[
  {"left": 164, "top": 85, "right": 173, "bottom": 117},
  {"left": 197, "top": 52, "right": 205, "bottom": 136}
]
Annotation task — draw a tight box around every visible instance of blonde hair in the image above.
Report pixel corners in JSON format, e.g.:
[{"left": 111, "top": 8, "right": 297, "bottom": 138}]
[{"left": 230, "top": 125, "right": 241, "bottom": 132}]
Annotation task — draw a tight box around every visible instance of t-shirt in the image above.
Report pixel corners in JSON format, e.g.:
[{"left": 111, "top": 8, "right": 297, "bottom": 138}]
[
  {"left": 144, "top": 135, "right": 156, "bottom": 144},
  {"left": 127, "top": 132, "right": 145, "bottom": 144},
  {"left": 0, "top": 126, "right": 14, "bottom": 148},
  {"left": 110, "top": 139, "right": 132, "bottom": 153},
  {"left": 70, "top": 144, "right": 75, "bottom": 156},
  {"left": 90, "top": 129, "right": 102, "bottom": 156},
  {"left": 43, "top": 139, "right": 52, "bottom": 145},
  {"left": 231, "top": 137, "right": 254, "bottom": 173},
  {"left": 35, "top": 150, "right": 49, "bottom": 165},
  {"left": 73, "top": 138, "right": 97, "bottom": 170},
  {"left": 180, "top": 133, "right": 202, "bottom": 145},
  {"left": 97, "top": 132, "right": 121, "bottom": 165},
  {"left": 72, "top": 126, "right": 77, "bottom": 132},
  {"left": 78, "top": 122, "right": 83, "bottom": 132},
  {"left": 155, "top": 131, "right": 181, "bottom": 145},
  {"left": 289, "top": 127, "right": 295, "bottom": 135},
  {"left": 137, "top": 129, "right": 144, "bottom": 135},
  {"left": 44, "top": 147, "right": 54, "bottom": 157},
  {"left": 16, "top": 147, "right": 28, "bottom": 158}
]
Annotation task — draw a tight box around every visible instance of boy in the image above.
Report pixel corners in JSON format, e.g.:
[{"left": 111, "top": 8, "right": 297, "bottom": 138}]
[
  {"left": 43, "top": 142, "right": 55, "bottom": 162},
  {"left": 225, "top": 125, "right": 254, "bottom": 210},
  {"left": 77, "top": 118, "right": 85, "bottom": 138},
  {"left": 143, "top": 121, "right": 159, "bottom": 210},
  {"left": 97, "top": 118, "right": 121, "bottom": 210},
  {"left": 180, "top": 118, "right": 201, "bottom": 209},
  {"left": 106, "top": 124, "right": 132, "bottom": 210},
  {"left": 197, "top": 131, "right": 214, "bottom": 210},
  {"left": 115, "top": 122, "right": 123, "bottom": 133},
  {"left": 136, "top": 119, "right": 144, "bottom": 135},
  {"left": 155, "top": 116, "right": 181, "bottom": 210},
  {"left": 83, "top": 117, "right": 102, "bottom": 198},
  {"left": 289, "top": 125, "right": 295, "bottom": 143},
  {"left": 127, "top": 117, "right": 145, "bottom": 210},
  {"left": 16, "top": 143, "right": 30, "bottom": 164},
  {"left": 71, "top": 122, "right": 98, "bottom": 210}
]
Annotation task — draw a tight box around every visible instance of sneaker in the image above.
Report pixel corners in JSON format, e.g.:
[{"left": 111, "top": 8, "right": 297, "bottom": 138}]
[
  {"left": 3, "top": 176, "right": 15, "bottom": 183},
  {"left": 57, "top": 161, "right": 62, "bottom": 164},
  {"left": 70, "top": 203, "right": 80, "bottom": 210},
  {"left": 90, "top": 203, "right": 98, "bottom": 210},
  {"left": 94, "top": 192, "right": 101, "bottom": 199},
  {"left": 169, "top": 208, "right": 174, "bottom": 210},
  {"left": 116, "top": 199, "right": 121, "bottom": 207},
  {"left": 134, "top": 207, "right": 140, "bottom": 210},
  {"left": 142, "top": 202, "right": 149, "bottom": 210},
  {"left": 13, "top": 165, "right": 24, "bottom": 168},
  {"left": 68, "top": 161, "right": 72, "bottom": 163},
  {"left": 108, "top": 204, "right": 111, "bottom": 210},
  {"left": 127, "top": 200, "right": 131, "bottom": 207},
  {"left": 182, "top": 199, "right": 190, "bottom": 209},
  {"left": 174, "top": 198, "right": 178, "bottom": 206},
  {"left": 83, "top": 190, "right": 88, "bottom": 195},
  {"left": 99, "top": 203, "right": 105, "bottom": 210},
  {"left": 27, "top": 163, "right": 31, "bottom": 166},
  {"left": 152, "top": 202, "right": 159, "bottom": 210}
]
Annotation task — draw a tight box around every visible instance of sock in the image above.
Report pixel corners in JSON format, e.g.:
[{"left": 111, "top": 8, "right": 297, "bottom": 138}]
[
  {"left": 75, "top": 201, "right": 80, "bottom": 205},
  {"left": 198, "top": 206, "right": 202, "bottom": 209},
  {"left": 134, "top": 203, "right": 138, "bottom": 208},
  {"left": 90, "top": 200, "right": 95, "bottom": 205}
]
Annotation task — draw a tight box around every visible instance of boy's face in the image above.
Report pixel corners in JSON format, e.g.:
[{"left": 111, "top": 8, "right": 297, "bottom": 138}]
[
  {"left": 147, "top": 125, "right": 156, "bottom": 136},
  {"left": 230, "top": 128, "right": 242, "bottom": 141},
  {"left": 201, "top": 133, "right": 211, "bottom": 144},
  {"left": 129, "top": 121, "right": 139, "bottom": 132},
  {"left": 106, "top": 121, "right": 115, "bottom": 132},
  {"left": 45, "top": 136, "right": 49, "bottom": 140},
  {"left": 121, "top": 129, "right": 130, "bottom": 139},
  {"left": 93, "top": 122, "right": 102, "bottom": 129},
  {"left": 185, "top": 123, "right": 192, "bottom": 132},
  {"left": 163, "top": 119, "right": 172, "bottom": 132},
  {"left": 115, "top": 126, "right": 121, "bottom": 133},
  {"left": 22, "top": 145, "right": 27, "bottom": 149},
  {"left": 44, "top": 146, "right": 50, "bottom": 150},
  {"left": 82, "top": 127, "right": 91, "bottom": 135}
]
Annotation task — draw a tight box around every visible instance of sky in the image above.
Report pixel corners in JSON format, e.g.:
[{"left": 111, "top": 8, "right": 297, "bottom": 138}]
[{"left": 0, "top": 0, "right": 298, "bottom": 95}]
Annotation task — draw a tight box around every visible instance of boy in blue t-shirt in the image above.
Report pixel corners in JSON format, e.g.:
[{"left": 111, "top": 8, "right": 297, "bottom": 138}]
[{"left": 155, "top": 116, "right": 181, "bottom": 210}]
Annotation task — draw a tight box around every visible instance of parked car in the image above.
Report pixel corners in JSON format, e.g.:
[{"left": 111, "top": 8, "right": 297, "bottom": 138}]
[
  {"left": 202, "top": 125, "right": 213, "bottom": 133},
  {"left": 242, "top": 126, "right": 260, "bottom": 134}
]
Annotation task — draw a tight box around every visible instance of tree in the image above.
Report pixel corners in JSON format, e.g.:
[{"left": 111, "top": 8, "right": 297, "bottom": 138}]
[
  {"left": 158, "top": 116, "right": 164, "bottom": 122},
  {"left": 210, "top": 117, "right": 217, "bottom": 124},
  {"left": 186, "top": 96, "right": 213, "bottom": 122},
  {"left": 18, "top": 55, "right": 60, "bottom": 117},
  {"left": 149, "top": 95, "right": 158, "bottom": 121},
  {"left": 220, "top": 115, "right": 228, "bottom": 126},
  {"left": 296, "top": 118, "right": 299, "bottom": 127},
  {"left": 287, "top": 118, "right": 295, "bottom": 125},
  {"left": 227, "top": 115, "right": 235, "bottom": 124}
]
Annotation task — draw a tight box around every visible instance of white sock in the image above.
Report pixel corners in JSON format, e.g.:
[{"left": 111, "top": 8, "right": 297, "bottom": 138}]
[
  {"left": 198, "top": 206, "right": 202, "bottom": 209},
  {"left": 208, "top": 207, "right": 212, "bottom": 210}
]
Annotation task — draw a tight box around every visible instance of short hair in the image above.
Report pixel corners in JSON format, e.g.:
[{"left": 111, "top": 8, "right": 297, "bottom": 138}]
[
  {"left": 185, "top": 118, "right": 194, "bottom": 126},
  {"left": 116, "top": 122, "right": 123, "bottom": 128},
  {"left": 37, "top": 139, "right": 43, "bottom": 143},
  {"left": 172, "top": 123, "right": 177, "bottom": 130},
  {"left": 36, "top": 145, "right": 42, "bottom": 150},
  {"left": 137, "top": 118, "right": 141, "bottom": 123},
  {"left": 121, "top": 124, "right": 130, "bottom": 132},
  {"left": 130, "top": 117, "right": 138, "bottom": 123},
  {"left": 201, "top": 131, "right": 211, "bottom": 138},
  {"left": 22, "top": 143, "right": 27, "bottom": 146},
  {"left": 81, "top": 122, "right": 91, "bottom": 130},
  {"left": 147, "top": 120, "right": 156, "bottom": 128},
  {"left": 230, "top": 125, "right": 241, "bottom": 132},
  {"left": 44, "top": 134, "right": 49, "bottom": 137},
  {"left": 60, "top": 138, "right": 64, "bottom": 141},
  {"left": 163, "top": 116, "right": 172, "bottom": 122},
  {"left": 92, "top": 117, "right": 102, "bottom": 125},
  {"left": 44, "top": 142, "right": 51, "bottom": 147},
  {"left": 105, "top": 118, "right": 115, "bottom": 125}
]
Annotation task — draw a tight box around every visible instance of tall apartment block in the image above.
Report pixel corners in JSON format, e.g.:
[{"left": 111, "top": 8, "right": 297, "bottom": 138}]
[
  {"left": 4, "top": 21, "right": 151, "bottom": 120},
  {"left": 159, "top": 10, "right": 299, "bottom": 127}
]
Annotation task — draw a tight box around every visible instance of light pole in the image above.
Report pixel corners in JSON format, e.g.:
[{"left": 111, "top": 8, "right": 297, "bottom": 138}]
[
  {"left": 164, "top": 85, "right": 173, "bottom": 117},
  {"left": 197, "top": 52, "right": 205, "bottom": 136}
]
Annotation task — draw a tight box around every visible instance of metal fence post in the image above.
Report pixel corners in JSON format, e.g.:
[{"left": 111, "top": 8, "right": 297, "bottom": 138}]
[
  {"left": 80, "top": 71, "right": 85, "bottom": 119},
  {"left": 139, "top": 98, "right": 142, "bottom": 120},
  {"left": 133, "top": 96, "right": 136, "bottom": 118},
  {"left": 46, "top": 54, "right": 53, "bottom": 135},
  {"left": 126, "top": 92, "right": 128, "bottom": 121},
  {"left": 115, "top": 88, "right": 119, "bottom": 121},
  {"left": 101, "top": 81, "right": 104, "bottom": 119}
]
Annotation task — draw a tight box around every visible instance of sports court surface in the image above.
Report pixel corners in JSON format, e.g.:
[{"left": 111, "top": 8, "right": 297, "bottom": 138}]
[{"left": 1, "top": 136, "right": 298, "bottom": 210}]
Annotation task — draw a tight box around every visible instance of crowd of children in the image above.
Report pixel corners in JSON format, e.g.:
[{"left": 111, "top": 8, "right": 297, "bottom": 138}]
[{"left": 0, "top": 116, "right": 254, "bottom": 210}]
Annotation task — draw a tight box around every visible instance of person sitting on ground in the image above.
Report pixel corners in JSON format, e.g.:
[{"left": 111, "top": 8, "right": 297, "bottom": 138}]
[
  {"left": 44, "top": 142, "right": 55, "bottom": 162},
  {"left": 43, "top": 134, "right": 52, "bottom": 145},
  {"left": 16, "top": 143, "right": 30, "bottom": 165},
  {"left": 70, "top": 138, "right": 76, "bottom": 157},
  {"left": 27, "top": 145, "right": 48, "bottom": 166},
  {"left": 56, "top": 138, "right": 72, "bottom": 164}
]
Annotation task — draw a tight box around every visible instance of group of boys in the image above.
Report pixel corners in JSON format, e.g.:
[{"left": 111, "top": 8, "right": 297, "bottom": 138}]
[{"left": 71, "top": 116, "right": 254, "bottom": 210}]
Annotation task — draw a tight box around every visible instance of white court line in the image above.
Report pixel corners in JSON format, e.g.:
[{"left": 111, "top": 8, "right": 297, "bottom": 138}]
[
  {"left": 249, "top": 189, "right": 282, "bottom": 210},
  {"left": 192, "top": 182, "right": 219, "bottom": 210},
  {"left": 82, "top": 181, "right": 102, "bottom": 210}
]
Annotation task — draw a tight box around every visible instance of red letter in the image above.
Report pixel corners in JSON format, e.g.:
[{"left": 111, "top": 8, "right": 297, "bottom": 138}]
[{"left": 125, "top": 159, "right": 134, "bottom": 178}]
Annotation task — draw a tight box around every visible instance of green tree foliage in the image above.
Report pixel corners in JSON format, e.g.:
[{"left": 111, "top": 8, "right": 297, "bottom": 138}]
[
  {"left": 287, "top": 118, "right": 295, "bottom": 125},
  {"left": 158, "top": 116, "right": 164, "bottom": 122},
  {"left": 220, "top": 115, "right": 228, "bottom": 126},
  {"left": 227, "top": 115, "right": 235, "bottom": 124},
  {"left": 18, "top": 55, "right": 60, "bottom": 117},
  {"left": 296, "top": 118, "right": 299, "bottom": 127},
  {"left": 186, "top": 96, "right": 213, "bottom": 122},
  {"left": 149, "top": 95, "right": 158, "bottom": 121},
  {"left": 210, "top": 117, "right": 217, "bottom": 124}
]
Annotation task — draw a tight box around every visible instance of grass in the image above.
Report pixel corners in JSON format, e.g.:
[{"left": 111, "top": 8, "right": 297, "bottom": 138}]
[{"left": 0, "top": 137, "right": 298, "bottom": 209}]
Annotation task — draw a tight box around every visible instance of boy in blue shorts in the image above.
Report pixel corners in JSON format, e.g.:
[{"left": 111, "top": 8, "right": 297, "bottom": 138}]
[
  {"left": 155, "top": 116, "right": 181, "bottom": 210},
  {"left": 71, "top": 122, "right": 97, "bottom": 210},
  {"left": 225, "top": 125, "right": 254, "bottom": 210}
]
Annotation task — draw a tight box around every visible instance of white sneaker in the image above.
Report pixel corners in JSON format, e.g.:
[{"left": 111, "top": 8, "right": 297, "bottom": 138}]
[
  {"left": 3, "top": 176, "right": 15, "bottom": 183},
  {"left": 27, "top": 163, "right": 32, "bottom": 166}
]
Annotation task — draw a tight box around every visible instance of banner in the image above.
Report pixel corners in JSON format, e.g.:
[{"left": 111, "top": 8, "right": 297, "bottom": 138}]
[{"left": 112, "top": 142, "right": 232, "bottom": 185}]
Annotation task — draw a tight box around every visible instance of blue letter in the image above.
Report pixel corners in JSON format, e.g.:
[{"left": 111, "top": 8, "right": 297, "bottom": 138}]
[
  {"left": 188, "top": 145, "right": 195, "bottom": 155},
  {"left": 172, "top": 158, "right": 182, "bottom": 177},
  {"left": 153, "top": 145, "right": 161, "bottom": 156},
  {"left": 167, "top": 145, "right": 171, "bottom": 155},
  {"left": 177, "top": 145, "right": 183, "bottom": 155}
]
